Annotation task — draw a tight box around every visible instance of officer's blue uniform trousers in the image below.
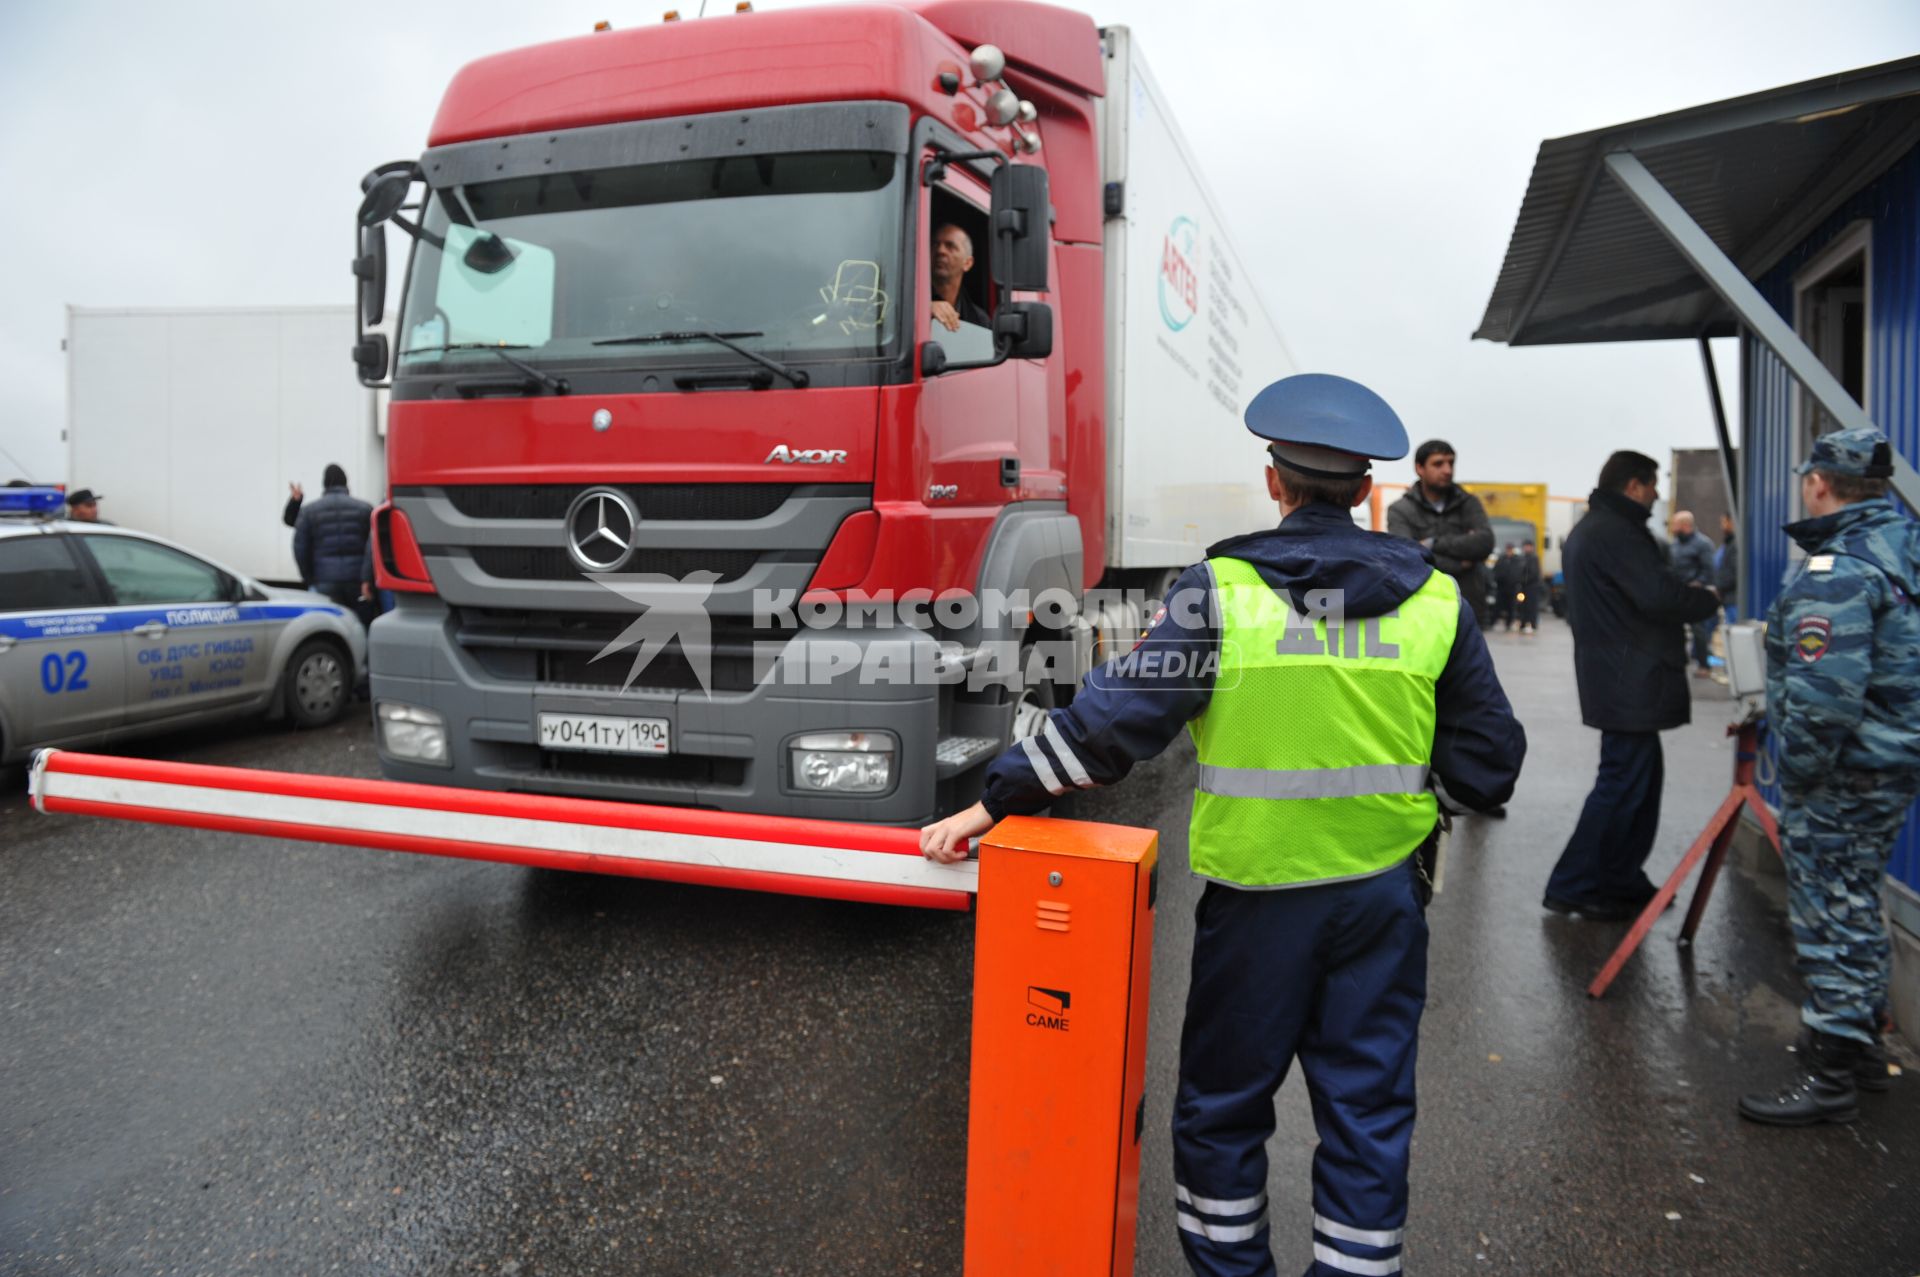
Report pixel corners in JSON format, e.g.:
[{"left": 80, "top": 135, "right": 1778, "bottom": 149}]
[
  {"left": 1784, "top": 778, "right": 1920, "bottom": 1043},
  {"left": 1174, "top": 858, "right": 1428, "bottom": 1277}
]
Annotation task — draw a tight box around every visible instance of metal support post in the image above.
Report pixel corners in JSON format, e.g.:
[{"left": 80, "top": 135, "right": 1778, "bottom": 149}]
[
  {"left": 1698, "top": 335, "right": 1738, "bottom": 520},
  {"left": 1605, "top": 151, "right": 1920, "bottom": 516}
]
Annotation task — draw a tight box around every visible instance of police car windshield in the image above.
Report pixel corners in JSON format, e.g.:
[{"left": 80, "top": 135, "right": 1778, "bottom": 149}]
[{"left": 395, "top": 151, "right": 904, "bottom": 375}]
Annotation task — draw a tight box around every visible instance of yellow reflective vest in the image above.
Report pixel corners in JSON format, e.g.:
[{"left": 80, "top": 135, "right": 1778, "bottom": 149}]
[{"left": 1187, "top": 555, "right": 1460, "bottom": 887}]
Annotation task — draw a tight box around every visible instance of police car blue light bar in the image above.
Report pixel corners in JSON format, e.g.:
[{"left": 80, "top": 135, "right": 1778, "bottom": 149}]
[{"left": 0, "top": 487, "right": 66, "bottom": 515}]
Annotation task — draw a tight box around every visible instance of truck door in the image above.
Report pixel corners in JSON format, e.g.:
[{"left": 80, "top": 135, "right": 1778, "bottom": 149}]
[
  {"left": 0, "top": 532, "right": 124, "bottom": 752},
  {"left": 76, "top": 533, "right": 269, "bottom": 723},
  {"left": 919, "top": 159, "right": 1030, "bottom": 504}
]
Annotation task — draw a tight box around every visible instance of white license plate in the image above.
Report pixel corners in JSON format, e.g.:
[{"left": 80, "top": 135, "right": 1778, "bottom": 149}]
[{"left": 537, "top": 712, "right": 671, "bottom": 755}]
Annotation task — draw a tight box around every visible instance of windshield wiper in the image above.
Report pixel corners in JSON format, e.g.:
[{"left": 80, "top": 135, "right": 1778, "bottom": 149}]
[
  {"left": 403, "top": 342, "right": 571, "bottom": 395},
  {"left": 592, "top": 330, "right": 809, "bottom": 388}
]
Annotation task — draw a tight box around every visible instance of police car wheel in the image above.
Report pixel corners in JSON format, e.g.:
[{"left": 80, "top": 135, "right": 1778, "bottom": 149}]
[{"left": 285, "top": 639, "right": 350, "bottom": 728}]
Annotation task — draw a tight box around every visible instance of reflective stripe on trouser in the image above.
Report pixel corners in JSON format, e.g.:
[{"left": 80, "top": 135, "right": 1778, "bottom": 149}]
[
  {"left": 1173, "top": 863, "right": 1427, "bottom": 1277},
  {"left": 1783, "top": 779, "right": 1920, "bottom": 1043}
]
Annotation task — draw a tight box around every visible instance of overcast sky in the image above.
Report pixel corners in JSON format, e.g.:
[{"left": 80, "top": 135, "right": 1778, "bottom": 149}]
[{"left": 2, "top": 0, "right": 1914, "bottom": 496}]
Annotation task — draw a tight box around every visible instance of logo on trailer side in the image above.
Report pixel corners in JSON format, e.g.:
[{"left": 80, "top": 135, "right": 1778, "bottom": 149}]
[{"left": 1159, "top": 215, "right": 1199, "bottom": 332}]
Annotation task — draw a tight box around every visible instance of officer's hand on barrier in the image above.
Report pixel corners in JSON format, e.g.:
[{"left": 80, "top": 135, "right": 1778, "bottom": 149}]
[{"left": 921, "top": 801, "right": 992, "bottom": 864}]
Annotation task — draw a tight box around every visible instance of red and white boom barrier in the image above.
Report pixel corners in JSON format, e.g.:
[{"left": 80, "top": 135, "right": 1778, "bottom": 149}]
[{"left": 28, "top": 750, "right": 977, "bottom": 911}]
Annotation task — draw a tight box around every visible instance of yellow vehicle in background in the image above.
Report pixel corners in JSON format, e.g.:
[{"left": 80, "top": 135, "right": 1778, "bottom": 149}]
[{"left": 1465, "top": 482, "right": 1548, "bottom": 550}]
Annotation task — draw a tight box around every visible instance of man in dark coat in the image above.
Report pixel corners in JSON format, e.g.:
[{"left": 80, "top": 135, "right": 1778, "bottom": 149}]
[
  {"left": 1386, "top": 440, "right": 1495, "bottom": 627},
  {"left": 1544, "top": 451, "right": 1722, "bottom": 918},
  {"left": 293, "top": 463, "right": 375, "bottom": 625},
  {"left": 1515, "top": 540, "right": 1543, "bottom": 634},
  {"left": 1668, "top": 510, "right": 1717, "bottom": 676},
  {"left": 1491, "top": 545, "right": 1521, "bottom": 630}
]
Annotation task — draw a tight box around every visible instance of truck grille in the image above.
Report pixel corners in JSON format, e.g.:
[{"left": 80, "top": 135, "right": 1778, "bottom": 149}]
[
  {"left": 468, "top": 547, "right": 764, "bottom": 582},
  {"left": 538, "top": 752, "right": 746, "bottom": 787},
  {"left": 543, "top": 644, "right": 766, "bottom": 693},
  {"left": 437, "top": 484, "right": 799, "bottom": 522},
  {"left": 456, "top": 609, "right": 794, "bottom": 694}
]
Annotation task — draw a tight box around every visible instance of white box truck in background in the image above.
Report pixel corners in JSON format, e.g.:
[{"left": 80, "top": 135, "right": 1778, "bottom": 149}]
[
  {"left": 1100, "top": 27, "right": 1298, "bottom": 577},
  {"left": 66, "top": 306, "right": 385, "bottom": 585}
]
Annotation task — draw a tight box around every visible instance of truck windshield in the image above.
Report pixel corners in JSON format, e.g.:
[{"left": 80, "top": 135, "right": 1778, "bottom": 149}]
[{"left": 396, "top": 150, "right": 903, "bottom": 376}]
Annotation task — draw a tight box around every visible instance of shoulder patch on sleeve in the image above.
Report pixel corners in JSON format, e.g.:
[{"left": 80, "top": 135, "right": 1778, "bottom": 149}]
[
  {"left": 1794, "top": 614, "right": 1832, "bottom": 662},
  {"left": 1807, "top": 554, "right": 1836, "bottom": 573}
]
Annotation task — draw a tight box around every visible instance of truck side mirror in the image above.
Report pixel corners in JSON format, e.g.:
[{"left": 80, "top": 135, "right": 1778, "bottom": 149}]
[
  {"left": 358, "top": 169, "right": 413, "bottom": 228},
  {"left": 994, "top": 301, "right": 1052, "bottom": 360},
  {"left": 354, "top": 333, "right": 390, "bottom": 385},
  {"left": 989, "top": 164, "right": 1049, "bottom": 292},
  {"left": 353, "top": 224, "right": 387, "bottom": 328},
  {"left": 919, "top": 340, "right": 949, "bottom": 378}
]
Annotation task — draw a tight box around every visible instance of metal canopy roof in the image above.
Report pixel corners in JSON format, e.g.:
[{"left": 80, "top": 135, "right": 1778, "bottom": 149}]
[{"left": 1476, "top": 55, "right": 1920, "bottom": 346}]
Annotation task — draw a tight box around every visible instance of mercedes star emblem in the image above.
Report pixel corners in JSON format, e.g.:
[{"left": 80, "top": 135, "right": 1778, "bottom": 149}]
[{"left": 564, "top": 487, "right": 640, "bottom": 573}]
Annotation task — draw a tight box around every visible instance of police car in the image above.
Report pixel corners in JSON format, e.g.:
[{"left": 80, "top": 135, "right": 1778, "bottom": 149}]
[{"left": 0, "top": 487, "right": 366, "bottom": 764}]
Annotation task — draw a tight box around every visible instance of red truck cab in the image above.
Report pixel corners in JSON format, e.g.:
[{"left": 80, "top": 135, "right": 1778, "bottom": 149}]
[{"left": 351, "top": 2, "right": 1115, "bottom": 825}]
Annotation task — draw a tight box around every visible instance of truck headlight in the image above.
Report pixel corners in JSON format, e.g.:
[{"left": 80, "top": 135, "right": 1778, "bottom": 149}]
[
  {"left": 790, "top": 731, "right": 894, "bottom": 794},
  {"left": 377, "top": 701, "right": 449, "bottom": 765}
]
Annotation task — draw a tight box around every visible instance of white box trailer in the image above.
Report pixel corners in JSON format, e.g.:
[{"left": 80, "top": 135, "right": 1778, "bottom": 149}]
[
  {"left": 1099, "top": 27, "right": 1298, "bottom": 571},
  {"left": 66, "top": 306, "right": 385, "bottom": 585}
]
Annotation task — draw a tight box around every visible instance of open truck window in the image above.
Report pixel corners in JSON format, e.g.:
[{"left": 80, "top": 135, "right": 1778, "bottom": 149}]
[
  {"left": 397, "top": 150, "right": 904, "bottom": 375},
  {"left": 926, "top": 182, "right": 994, "bottom": 366}
]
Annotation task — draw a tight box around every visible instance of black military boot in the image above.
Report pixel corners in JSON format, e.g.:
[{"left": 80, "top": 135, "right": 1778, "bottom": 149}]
[
  {"left": 1795, "top": 1026, "right": 1892, "bottom": 1093},
  {"left": 1738, "top": 1031, "right": 1861, "bottom": 1126}
]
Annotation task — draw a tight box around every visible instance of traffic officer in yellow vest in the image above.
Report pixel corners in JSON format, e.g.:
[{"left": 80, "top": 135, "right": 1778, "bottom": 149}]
[{"left": 923, "top": 374, "right": 1526, "bottom": 1277}]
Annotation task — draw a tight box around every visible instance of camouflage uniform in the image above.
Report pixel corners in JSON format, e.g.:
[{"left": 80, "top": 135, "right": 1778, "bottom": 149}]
[{"left": 1765, "top": 432, "right": 1920, "bottom": 1048}]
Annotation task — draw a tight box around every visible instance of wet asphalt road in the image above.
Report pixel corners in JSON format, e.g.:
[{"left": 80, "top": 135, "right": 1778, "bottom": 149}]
[{"left": 4, "top": 621, "right": 1920, "bottom": 1275}]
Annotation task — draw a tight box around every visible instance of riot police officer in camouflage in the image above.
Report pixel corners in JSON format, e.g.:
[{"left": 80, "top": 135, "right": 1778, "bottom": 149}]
[{"left": 1739, "top": 426, "right": 1920, "bottom": 1126}]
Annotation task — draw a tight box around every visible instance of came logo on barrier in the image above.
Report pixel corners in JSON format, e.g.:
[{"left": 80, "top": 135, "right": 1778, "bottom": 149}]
[
  {"left": 1159, "top": 215, "right": 1199, "bottom": 332},
  {"left": 1026, "top": 985, "right": 1071, "bottom": 1032}
]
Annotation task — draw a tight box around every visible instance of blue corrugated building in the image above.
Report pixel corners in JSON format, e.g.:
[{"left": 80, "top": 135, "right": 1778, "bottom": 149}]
[
  {"left": 1746, "top": 140, "right": 1920, "bottom": 896},
  {"left": 1475, "top": 55, "right": 1920, "bottom": 1029}
]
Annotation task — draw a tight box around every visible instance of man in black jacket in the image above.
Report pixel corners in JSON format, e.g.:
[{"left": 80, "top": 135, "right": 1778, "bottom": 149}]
[
  {"left": 1515, "top": 539, "right": 1543, "bottom": 634},
  {"left": 293, "top": 464, "right": 375, "bottom": 626},
  {"left": 1544, "top": 451, "right": 1722, "bottom": 918},
  {"left": 1491, "top": 545, "right": 1521, "bottom": 631},
  {"left": 1387, "top": 440, "right": 1495, "bottom": 627}
]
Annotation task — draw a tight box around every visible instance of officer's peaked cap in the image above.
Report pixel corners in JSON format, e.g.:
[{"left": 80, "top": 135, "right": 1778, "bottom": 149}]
[
  {"left": 1244, "top": 374, "right": 1409, "bottom": 478},
  {"left": 1796, "top": 426, "right": 1895, "bottom": 479}
]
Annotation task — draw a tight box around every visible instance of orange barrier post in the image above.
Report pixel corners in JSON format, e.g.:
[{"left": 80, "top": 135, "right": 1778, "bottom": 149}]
[{"left": 964, "top": 815, "right": 1159, "bottom": 1276}]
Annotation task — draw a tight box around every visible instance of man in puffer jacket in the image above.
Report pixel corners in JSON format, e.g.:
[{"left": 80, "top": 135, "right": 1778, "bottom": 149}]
[
  {"left": 1739, "top": 427, "right": 1920, "bottom": 1127},
  {"left": 293, "top": 463, "right": 374, "bottom": 624}
]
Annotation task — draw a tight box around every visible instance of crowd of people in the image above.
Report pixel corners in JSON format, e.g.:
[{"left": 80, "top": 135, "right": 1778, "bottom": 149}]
[{"left": 24, "top": 392, "right": 1916, "bottom": 1274}]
